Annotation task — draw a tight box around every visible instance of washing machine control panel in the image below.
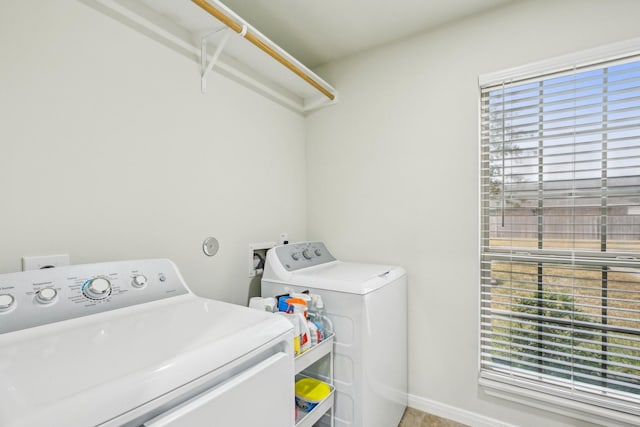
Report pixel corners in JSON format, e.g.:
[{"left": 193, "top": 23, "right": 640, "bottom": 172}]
[
  {"left": 275, "top": 242, "right": 336, "bottom": 271},
  {"left": 0, "top": 259, "right": 189, "bottom": 334}
]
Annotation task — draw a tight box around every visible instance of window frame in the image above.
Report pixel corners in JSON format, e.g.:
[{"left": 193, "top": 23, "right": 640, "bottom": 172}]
[{"left": 478, "top": 37, "right": 640, "bottom": 424}]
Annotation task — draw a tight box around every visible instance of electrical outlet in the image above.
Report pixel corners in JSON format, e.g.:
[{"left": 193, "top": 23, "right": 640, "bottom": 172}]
[{"left": 22, "top": 254, "right": 70, "bottom": 271}]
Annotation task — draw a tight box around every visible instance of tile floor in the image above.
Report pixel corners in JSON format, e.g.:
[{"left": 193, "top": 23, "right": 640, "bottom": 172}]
[{"left": 398, "top": 407, "right": 469, "bottom": 427}]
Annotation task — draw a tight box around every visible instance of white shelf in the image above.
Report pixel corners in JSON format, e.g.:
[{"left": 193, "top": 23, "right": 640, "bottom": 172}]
[
  {"left": 295, "top": 334, "right": 334, "bottom": 374},
  {"left": 87, "top": 0, "right": 337, "bottom": 114},
  {"left": 295, "top": 387, "right": 335, "bottom": 427},
  {"left": 294, "top": 333, "right": 334, "bottom": 427}
]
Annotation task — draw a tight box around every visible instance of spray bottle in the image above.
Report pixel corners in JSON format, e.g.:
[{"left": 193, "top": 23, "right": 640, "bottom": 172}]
[
  {"left": 276, "top": 312, "right": 301, "bottom": 355},
  {"left": 309, "top": 294, "right": 334, "bottom": 340}
]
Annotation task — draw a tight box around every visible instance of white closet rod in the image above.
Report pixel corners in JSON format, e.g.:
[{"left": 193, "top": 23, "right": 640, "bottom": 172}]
[{"left": 191, "top": 0, "right": 335, "bottom": 101}]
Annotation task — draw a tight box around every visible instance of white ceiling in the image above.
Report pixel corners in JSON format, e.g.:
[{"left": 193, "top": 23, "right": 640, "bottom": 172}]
[
  {"left": 217, "top": 0, "right": 515, "bottom": 68},
  {"left": 120, "top": 0, "right": 516, "bottom": 109}
]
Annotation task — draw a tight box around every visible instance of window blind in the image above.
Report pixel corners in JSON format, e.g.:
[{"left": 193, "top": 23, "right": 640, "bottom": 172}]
[{"left": 480, "top": 56, "right": 640, "bottom": 415}]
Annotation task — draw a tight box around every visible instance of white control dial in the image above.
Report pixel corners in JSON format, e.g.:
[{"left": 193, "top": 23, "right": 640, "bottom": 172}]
[
  {"left": 291, "top": 253, "right": 300, "bottom": 261},
  {"left": 302, "top": 248, "right": 313, "bottom": 260},
  {"left": 83, "top": 277, "right": 112, "bottom": 300},
  {"left": 0, "top": 294, "right": 15, "bottom": 312},
  {"left": 314, "top": 249, "right": 322, "bottom": 256},
  {"left": 131, "top": 274, "right": 148, "bottom": 288},
  {"left": 35, "top": 287, "right": 58, "bottom": 305}
]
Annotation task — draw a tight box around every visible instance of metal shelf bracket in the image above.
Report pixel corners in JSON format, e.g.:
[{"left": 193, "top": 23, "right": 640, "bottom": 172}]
[{"left": 200, "top": 26, "right": 242, "bottom": 93}]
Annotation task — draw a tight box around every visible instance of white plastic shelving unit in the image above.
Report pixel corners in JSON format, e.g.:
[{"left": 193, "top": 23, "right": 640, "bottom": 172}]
[{"left": 294, "top": 334, "right": 334, "bottom": 427}]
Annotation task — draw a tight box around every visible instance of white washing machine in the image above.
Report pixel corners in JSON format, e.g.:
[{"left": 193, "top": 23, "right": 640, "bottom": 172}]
[
  {"left": 0, "top": 259, "right": 294, "bottom": 427},
  {"left": 261, "top": 242, "right": 407, "bottom": 427}
]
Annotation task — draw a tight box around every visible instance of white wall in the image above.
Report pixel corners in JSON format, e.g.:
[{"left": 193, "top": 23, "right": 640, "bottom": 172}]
[
  {"left": 306, "top": 0, "right": 640, "bottom": 426},
  {"left": 5, "top": 0, "right": 640, "bottom": 424},
  {"left": 0, "top": 0, "right": 306, "bottom": 304}
]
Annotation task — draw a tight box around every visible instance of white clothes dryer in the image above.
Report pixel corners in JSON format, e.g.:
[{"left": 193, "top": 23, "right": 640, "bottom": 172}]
[
  {"left": 261, "top": 242, "right": 407, "bottom": 427},
  {"left": 0, "top": 259, "right": 294, "bottom": 427}
]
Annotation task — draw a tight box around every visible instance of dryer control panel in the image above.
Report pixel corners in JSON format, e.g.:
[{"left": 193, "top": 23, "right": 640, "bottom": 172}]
[
  {"left": 274, "top": 241, "right": 336, "bottom": 271},
  {"left": 0, "top": 259, "right": 189, "bottom": 334}
]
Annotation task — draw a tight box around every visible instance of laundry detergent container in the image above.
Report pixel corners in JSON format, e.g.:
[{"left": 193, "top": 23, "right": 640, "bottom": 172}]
[{"left": 262, "top": 242, "right": 407, "bottom": 427}]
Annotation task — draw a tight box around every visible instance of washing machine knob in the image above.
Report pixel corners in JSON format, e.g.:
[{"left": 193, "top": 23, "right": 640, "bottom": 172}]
[
  {"left": 302, "top": 248, "right": 313, "bottom": 260},
  {"left": 291, "top": 252, "right": 300, "bottom": 261},
  {"left": 83, "top": 277, "right": 112, "bottom": 300},
  {"left": 131, "top": 274, "right": 148, "bottom": 288},
  {"left": 35, "top": 287, "right": 57, "bottom": 304},
  {"left": 0, "top": 294, "right": 16, "bottom": 312},
  {"left": 314, "top": 249, "right": 322, "bottom": 256}
]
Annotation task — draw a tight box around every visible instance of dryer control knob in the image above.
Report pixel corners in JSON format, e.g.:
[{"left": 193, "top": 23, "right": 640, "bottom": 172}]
[
  {"left": 35, "top": 287, "right": 57, "bottom": 304},
  {"left": 302, "top": 249, "right": 313, "bottom": 260},
  {"left": 83, "top": 277, "right": 112, "bottom": 300},
  {"left": 0, "top": 294, "right": 16, "bottom": 312},
  {"left": 131, "top": 275, "right": 148, "bottom": 288}
]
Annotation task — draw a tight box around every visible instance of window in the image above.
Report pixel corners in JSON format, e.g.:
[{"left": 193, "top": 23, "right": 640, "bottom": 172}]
[{"left": 480, "top": 53, "right": 640, "bottom": 417}]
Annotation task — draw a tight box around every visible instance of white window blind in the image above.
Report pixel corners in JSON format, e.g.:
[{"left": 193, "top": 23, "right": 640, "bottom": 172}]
[{"left": 480, "top": 55, "right": 640, "bottom": 416}]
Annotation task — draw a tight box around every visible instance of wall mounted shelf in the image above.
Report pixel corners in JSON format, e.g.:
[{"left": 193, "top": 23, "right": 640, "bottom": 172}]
[{"left": 84, "top": 0, "right": 338, "bottom": 115}]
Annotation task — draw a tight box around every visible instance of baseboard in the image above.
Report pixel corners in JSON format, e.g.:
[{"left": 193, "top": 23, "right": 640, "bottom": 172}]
[{"left": 407, "top": 394, "right": 516, "bottom": 427}]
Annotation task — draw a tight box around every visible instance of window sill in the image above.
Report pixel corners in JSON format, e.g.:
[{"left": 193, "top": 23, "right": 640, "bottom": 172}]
[{"left": 479, "top": 376, "right": 640, "bottom": 427}]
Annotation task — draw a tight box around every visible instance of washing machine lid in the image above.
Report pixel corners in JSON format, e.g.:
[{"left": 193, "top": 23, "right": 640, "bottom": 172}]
[
  {"left": 0, "top": 295, "right": 292, "bottom": 427},
  {"left": 277, "top": 261, "right": 404, "bottom": 294}
]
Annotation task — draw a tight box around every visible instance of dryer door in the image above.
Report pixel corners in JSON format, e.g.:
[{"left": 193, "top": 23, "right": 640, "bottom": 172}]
[{"left": 143, "top": 352, "right": 293, "bottom": 427}]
